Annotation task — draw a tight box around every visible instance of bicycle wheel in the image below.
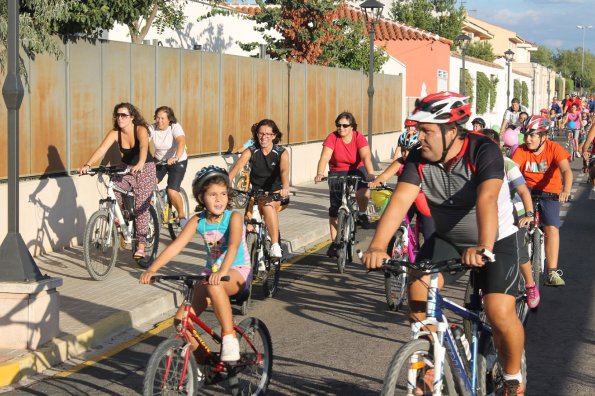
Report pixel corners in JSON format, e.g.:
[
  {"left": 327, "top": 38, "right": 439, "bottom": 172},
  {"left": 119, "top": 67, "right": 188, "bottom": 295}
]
[
  {"left": 262, "top": 258, "right": 281, "bottom": 298},
  {"left": 382, "top": 338, "right": 456, "bottom": 396},
  {"left": 143, "top": 338, "right": 201, "bottom": 396},
  {"left": 385, "top": 231, "right": 407, "bottom": 311},
  {"left": 134, "top": 206, "right": 160, "bottom": 269},
  {"left": 530, "top": 228, "right": 543, "bottom": 288},
  {"left": 83, "top": 210, "right": 118, "bottom": 281},
  {"left": 167, "top": 188, "right": 190, "bottom": 240},
  {"left": 232, "top": 177, "right": 250, "bottom": 209},
  {"left": 476, "top": 335, "right": 526, "bottom": 396},
  {"left": 346, "top": 214, "right": 356, "bottom": 263},
  {"left": 335, "top": 209, "right": 349, "bottom": 274},
  {"left": 261, "top": 232, "right": 280, "bottom": 298},
  {"left": 228, "top": 317, "right": 273, "bottom": 396}
]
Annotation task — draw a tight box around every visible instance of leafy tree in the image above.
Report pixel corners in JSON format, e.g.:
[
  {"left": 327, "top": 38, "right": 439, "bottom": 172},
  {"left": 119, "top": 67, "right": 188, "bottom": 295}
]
[
  {"left": 323, "top": 18, "right": 388, "bottom": 72},
  {"left": 466, "top": 41, "right": 495, "bottom": 62},
  {"left": 240, "top": 0, "right": 340, "bottom": 65},
  {"left": 59, "top": 0, "right": 187, "bottom": 44},
  {"left": 489, "top": 76, "right": 498, "bottom": 111},
  {"left": 513, "top": 80, "right": 521, "bottom": 101},
  {"left": 389, "top": 0, "right": 465, "bottom": 42},
  {"left": 530, "top": 46, "right": 555, "bottom": 68},
  {"left": 476, "top": 71, "right": 490, "bottom": 114},
  {"left": 460, "top": 69, "right": 473, "bottom": 104},
  {"left": 521, "top": 81, "right": 529, "bottom": 107},
  {"left": 0, "top": 0, "right": 71, "bottom": 73},
  {"left": 239, "top": 0, "right": 387, "bottom": 71}
]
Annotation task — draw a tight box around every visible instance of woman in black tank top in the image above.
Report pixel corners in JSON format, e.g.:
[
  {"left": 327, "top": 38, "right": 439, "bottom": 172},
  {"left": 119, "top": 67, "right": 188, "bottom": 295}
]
[
  {"left": 228, "top": 119, "right": 290, "bottom": 259},
  {"left": 79, "top": 102, "right": 156, "bottom": 260}
]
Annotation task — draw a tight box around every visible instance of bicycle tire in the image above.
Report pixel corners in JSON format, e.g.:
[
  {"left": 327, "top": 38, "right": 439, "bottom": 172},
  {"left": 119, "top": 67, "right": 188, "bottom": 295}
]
[
  {"left": 134, "top": 206, "right": 160, "bottom": 269},
  {"left": 335, "top": 209, "right": 349, "bottom": 274},
  {"left": 263, "top": 258, "right": 281, "bottom": 298},
  {"left": 346, "top": 214, "right": 356, "bottom": 263},
  {"left": 167, "top": 187, "right": 190, "bottom": 240},
  {"left": 228, "top": 317, "right": 273, "bottom": 396},
  {"left": 143, "top": 337, "right": 201, "bottom": 396},
  {"left": 261, "top": 233, "right": 280, "bottom": 298},
  {"left": 232, "top": 177, "right": 250, "bottom": 208},
  {"left": 381, "top": 338, "right": 457, "bottom": 396},
  {"left": 530, "top": 228, "right": 543, "bottom": 288},
  {"left": 384, "top": 230, "right": 407, "bottom": 311},
  {"left": 476, "top": 334, "right": 526, "bottom": 396},
  {"left": 83, "top": 210, "right": 118, "bottom": 281}
]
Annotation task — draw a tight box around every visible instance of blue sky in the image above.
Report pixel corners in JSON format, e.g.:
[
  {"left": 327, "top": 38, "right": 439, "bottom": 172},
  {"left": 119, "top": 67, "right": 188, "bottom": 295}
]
[{"left": 469, "top": 0, "right": 595, "bottom": 54}]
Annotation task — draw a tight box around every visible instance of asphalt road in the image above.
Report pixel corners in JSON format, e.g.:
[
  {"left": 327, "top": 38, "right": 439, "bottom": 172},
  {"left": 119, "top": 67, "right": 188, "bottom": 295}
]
[{"left": 4, "top": 159, "right": 594, "bottom": 395}]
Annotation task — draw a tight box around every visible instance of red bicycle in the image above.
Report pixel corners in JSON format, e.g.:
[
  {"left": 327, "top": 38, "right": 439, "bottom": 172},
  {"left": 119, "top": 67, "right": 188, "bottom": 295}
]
[{"left": 143, "top": 274, "right": 273, "bottom": 396}]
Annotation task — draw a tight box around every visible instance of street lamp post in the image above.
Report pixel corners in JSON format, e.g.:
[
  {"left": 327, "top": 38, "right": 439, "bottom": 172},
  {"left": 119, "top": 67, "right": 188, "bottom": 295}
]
[
  {"left": 360, "top": 0, "right": 384, "bottom": 159},
  {"left": 505, "top": 49, "right": 515, "bottom": 105},
  {"left": 457, "top": 33, "right": 471, "bottom": 95},
  {"left": 576, "top": 25, "right": 592, "bottom": 95},
  {"left": 532, "top": 63, "right": 537, "bottom": 114}
]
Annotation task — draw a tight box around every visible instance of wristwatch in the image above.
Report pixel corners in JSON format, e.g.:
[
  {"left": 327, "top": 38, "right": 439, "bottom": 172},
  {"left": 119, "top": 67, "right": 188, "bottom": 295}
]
[{"left": 525, "top": 211, "right": 534, "bottom": 217}]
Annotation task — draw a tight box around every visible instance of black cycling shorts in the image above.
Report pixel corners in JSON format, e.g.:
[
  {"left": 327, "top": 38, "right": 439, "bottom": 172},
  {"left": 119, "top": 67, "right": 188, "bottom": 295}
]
[
  {"left": 415, "top": 232, "right": 519, "bottom": 296},
  {"left": 156, "top": 159, "right": 188, "bottom": 192},
  {"left": 327, "top": 167, "right": 368, "bottom": 218}
]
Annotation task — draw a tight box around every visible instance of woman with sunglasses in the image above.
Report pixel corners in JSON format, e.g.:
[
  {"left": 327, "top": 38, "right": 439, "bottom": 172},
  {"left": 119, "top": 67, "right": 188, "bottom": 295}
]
[
  {"left": 228, "top": 119, "right": 290, "bottom": 259},
  {"left": 314, "top": 111, "right": 375, "bottom": 258},
  {"left": 79, "top": 102, "right": 156, "bottom": 261}
]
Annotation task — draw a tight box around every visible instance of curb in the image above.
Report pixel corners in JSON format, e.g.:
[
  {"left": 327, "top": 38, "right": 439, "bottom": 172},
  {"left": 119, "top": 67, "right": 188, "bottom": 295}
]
[{"left": 0, "top": 222, "right": 330, "bottom": 387}]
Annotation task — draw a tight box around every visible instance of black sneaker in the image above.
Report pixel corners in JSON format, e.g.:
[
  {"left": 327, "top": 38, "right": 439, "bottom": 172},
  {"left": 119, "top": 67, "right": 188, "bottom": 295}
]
[
  {"left": 326, "top": 243, "right": 339, "bottom": 258},
  {"left": 357, "top": 213, "right": 371, "bottom": 229}
]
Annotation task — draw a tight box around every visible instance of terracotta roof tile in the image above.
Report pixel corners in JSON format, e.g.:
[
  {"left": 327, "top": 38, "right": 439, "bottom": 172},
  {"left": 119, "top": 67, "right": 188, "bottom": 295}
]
[{"left": 226, "top": 3, "right": 452, "bottom": 45}]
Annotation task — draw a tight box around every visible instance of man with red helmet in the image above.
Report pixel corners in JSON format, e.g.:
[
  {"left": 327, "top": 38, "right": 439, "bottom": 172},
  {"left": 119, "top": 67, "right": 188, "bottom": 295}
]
[
  {"left": 512, "top": 115, "right": 572, "bottom": 287},
  {"left": 362, "top": 91, "right": 526, "bottom": 395}
]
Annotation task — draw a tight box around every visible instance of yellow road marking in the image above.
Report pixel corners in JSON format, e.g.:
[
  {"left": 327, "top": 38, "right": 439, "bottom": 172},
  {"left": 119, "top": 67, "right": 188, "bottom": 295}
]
[
  {"left": 53, "top": 317, "right": 174, "bottom": 378},
  {"left": 53, "top": 239, "right": 330, "bottom": 378},
  {"left": 281, "top": 239, "right": 331, "bottom": 269}
]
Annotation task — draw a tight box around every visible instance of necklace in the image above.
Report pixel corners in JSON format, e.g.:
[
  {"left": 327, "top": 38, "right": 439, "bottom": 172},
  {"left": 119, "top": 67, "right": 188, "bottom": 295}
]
[{"left": 201, "top": 211, "right": 225, "bottom": 271}]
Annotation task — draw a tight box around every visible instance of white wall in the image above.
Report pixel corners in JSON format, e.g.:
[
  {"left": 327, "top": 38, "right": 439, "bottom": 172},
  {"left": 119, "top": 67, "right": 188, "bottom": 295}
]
[
  {"left": 104, "top": 1, "right": 280, "bottom": 56},
  {"left": 450, "top": 55, "right": 534, "bottom": 130},
  {"left": 1, "top": 132, "right": 399, "bottom": 256}
]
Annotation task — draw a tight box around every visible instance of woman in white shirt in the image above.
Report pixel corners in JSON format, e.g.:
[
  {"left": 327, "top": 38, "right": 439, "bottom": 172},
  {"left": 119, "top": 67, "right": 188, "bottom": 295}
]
[{"left": 150, "top": 106, "right": 189, "bottom": 227}]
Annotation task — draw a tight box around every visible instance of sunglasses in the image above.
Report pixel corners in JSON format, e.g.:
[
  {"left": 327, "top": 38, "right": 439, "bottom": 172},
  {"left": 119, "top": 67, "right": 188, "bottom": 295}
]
[
  {"left": 257, "top": 132, "right": 275, "bottom": 138},
  {"left": 116, "top": 113, "right": 131, "bottom": 119},
  {"left": 336, "top": 123, "right": 351, "bottom": 128}
]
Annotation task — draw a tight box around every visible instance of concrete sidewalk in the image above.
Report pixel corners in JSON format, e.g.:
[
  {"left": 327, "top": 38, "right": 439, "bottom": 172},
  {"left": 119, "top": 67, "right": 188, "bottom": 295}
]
[{"left": 0, "top": 178, "right": 338, "bottom": 387}]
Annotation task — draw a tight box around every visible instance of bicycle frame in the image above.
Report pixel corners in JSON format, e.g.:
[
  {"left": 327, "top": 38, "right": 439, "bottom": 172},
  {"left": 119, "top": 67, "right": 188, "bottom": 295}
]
[
  {"left": 170, "top": 278, "right": 264, "bottom": 387},
  {"left": 95, "top": 171, "right": 135, "bottom": 245},
  {"left": 408, "top": 271, "right": 492, "bottom": 395}
]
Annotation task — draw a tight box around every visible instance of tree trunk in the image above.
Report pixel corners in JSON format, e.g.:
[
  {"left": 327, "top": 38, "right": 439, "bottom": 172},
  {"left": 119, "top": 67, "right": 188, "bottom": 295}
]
[{"left": 128, "top": 2, "right": 160, "bottom": 44}]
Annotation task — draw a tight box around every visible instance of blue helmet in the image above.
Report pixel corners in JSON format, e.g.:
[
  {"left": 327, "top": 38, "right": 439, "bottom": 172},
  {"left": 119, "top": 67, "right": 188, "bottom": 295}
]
[
  {"left": 398, "top": 131, "right": 420, "bottom": 150},
  {"left": 192, "top": 165, "right": 229, "bottom": 199}
]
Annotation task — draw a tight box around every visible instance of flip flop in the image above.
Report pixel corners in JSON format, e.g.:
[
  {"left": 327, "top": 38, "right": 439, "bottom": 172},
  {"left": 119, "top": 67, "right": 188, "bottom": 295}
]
[{"left": 133, "top": 249, "right": 145, "bottom": 260}]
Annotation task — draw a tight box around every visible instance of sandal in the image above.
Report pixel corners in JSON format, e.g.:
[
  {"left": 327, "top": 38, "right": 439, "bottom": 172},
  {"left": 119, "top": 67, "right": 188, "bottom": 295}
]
[{"left": 133, "top": 249, "right": 145, "bottom": 260}]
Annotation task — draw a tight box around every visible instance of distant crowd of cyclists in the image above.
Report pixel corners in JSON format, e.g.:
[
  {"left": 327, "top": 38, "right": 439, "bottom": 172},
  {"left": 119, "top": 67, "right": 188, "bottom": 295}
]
[{"left": 78, "top": 87, "right": 594, "bottom": 396}]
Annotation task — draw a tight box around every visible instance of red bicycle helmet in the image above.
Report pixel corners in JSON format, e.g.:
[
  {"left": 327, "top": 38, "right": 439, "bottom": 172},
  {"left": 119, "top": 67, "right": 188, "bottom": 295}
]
[
  {"left": 409, "top": 91, "right": 471, "bottom": 125},
  {"left": 522, "top": 115, "right": 550, "bottom": 135},
  {"left": 404, "top": 119, "right": 417, "bottom": 127}
]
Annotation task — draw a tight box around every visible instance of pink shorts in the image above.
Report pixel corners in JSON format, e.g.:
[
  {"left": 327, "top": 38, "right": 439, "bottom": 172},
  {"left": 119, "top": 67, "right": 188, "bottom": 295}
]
[{"left": 200, "top": 265, "right": 253, "bottom": 285}]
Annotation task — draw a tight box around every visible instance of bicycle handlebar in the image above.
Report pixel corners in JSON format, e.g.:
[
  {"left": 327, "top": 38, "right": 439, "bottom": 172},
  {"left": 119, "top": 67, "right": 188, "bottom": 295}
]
[
  {"left": 321, "top": 175, "right": 362, "bottom": 182},
  {"left": 151, "top": 274, "right": 230, "bottom": 282},
  {"left": 85, "top": 165, "right": 131, "bottom": 176},
  {"left": 368, "top": 183, "right": 394, "bottom": 192}
]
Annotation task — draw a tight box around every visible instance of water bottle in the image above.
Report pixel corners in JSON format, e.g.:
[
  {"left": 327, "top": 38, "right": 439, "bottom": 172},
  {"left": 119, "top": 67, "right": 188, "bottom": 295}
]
[{"left": 451, "top": 324, "right": 472, "bottom": 361}]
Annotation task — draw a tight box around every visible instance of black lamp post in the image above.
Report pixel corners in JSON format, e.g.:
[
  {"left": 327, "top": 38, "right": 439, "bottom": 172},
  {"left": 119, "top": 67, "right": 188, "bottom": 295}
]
[
  {"left": 360, "top": 0, "right": 384, "bottom": 158},
  {"left": 505, "top": 49, "right": 515, "bottom": 105},
  {"left": 457, "top": 33, "right": 471, "bottom": 95},
  {"left": 0, "top": 0, "right": 44, "bottom": 281}
]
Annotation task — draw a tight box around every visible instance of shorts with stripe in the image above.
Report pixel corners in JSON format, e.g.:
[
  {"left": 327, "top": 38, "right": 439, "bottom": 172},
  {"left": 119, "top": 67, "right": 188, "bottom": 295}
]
[{"left": 416, "top": 232, "right": 519, "bottom": 296}]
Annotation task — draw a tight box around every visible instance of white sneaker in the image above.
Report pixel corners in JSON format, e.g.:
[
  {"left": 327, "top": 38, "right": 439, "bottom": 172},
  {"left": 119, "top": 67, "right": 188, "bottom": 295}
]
[
  {"left": 179, "top": 217, "right": 188, "bottom": 228},
  {"left": 590, "top": 188, "right": 595, "bottom": 200},
  {"left": 270, "top": 242, "right": 282, "bottom": 258},
  {"left": 220, "top": 334, "right": 240, "bottom": 362}
]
